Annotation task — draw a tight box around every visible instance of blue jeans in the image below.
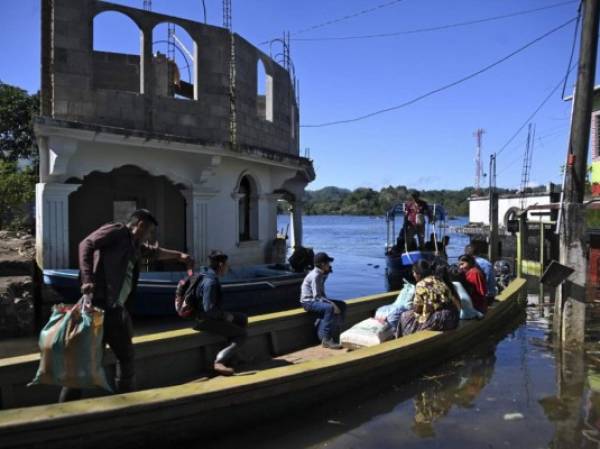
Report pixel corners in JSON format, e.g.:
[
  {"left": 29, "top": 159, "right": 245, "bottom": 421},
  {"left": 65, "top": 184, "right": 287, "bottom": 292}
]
[{"left": 302, "top": 300, "right": 346, "bottom": 342}]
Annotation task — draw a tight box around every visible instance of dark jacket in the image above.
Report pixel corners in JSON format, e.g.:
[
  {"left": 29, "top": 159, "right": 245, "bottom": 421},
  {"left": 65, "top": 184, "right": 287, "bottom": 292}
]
[
  {"left": 79, "top": 222, "right": 158, "bottom": 310},
  {"left": 195, "top": 268, "right": 225, "bottom": 320}
]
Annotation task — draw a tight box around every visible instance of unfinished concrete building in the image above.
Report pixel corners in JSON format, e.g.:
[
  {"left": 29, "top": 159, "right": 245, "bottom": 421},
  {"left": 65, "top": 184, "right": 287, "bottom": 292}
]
[{"left": 35, "top": 0, "right": 314, "bottom": 270}]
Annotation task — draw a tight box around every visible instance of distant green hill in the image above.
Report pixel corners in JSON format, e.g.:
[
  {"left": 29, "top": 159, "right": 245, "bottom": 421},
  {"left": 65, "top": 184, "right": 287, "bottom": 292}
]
[{"left": 297, "top": 185, "right": 520, "bottom": 217}]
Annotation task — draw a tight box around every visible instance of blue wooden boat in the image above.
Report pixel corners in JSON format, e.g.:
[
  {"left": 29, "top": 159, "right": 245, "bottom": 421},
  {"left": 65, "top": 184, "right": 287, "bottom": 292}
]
[
  {"left": 385, "top": 202, "right": 447, "bottom": 290},
  {"left": 43, "top": 265, "right": 304, "bottom": 316}
]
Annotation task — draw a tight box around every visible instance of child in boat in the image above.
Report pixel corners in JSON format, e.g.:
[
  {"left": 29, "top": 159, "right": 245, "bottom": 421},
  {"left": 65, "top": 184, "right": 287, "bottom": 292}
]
[
  {"left": 300, "top": 252, "right": 346, "bottom": 349},
  {"left": 464, "top": 244, "right": 497, "bottom": 305},
  {"left": 458, "top": 254, "right": 488, "bottom": 314},
  {"left": 397, "top": 260, "right": 459, "bottom": 337},
  {"left": 448, "top": 264, "right": 484, "bottom": 320},
  {"left": 433, "top": 263, "right": 462, "bottom": 313},
  {"left": 194, "top": 251, "right": 248, "bottom": 376}
]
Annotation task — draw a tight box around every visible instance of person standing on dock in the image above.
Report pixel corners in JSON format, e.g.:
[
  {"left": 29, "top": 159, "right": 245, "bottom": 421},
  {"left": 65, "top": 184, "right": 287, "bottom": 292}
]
[
  {"left": 458, "top": 254, "right": 488, "bottom": 314},
  {"left": 194, "top": 250, "right": 248, "bottom": 376},
  {"left": 60, "top": 209, "right": 193, "bottom": 402},
  {"left": 300, "top": 252, "right": 346, "bottom": 349},
  {"left": 464, "top": 245, "right": 497, "bottom": 304},
  {"left": 403, "top": 191, "right": 433, "bottom": 250}
]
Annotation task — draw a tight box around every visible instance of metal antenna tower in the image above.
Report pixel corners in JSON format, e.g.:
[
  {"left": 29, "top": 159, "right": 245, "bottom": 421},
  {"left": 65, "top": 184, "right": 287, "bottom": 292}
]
[
  {"left": 473, "top": 128, "right": 486, "bottom": 194},
  {"left": 223, "top": 0, "right": 236, "bottom": 147},
  {"left": 223, "top": 0, "right": 232, "bottom": 30},
  {"left": 143, "top": 0, "right": 152, "bottom": 11},
  {"left": 520, "top": 123, "right": 536, "bottom": 208}
]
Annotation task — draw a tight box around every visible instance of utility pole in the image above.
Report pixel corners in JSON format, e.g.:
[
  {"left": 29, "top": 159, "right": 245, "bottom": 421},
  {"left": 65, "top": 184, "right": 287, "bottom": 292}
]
[
  {"left": 474, "top": 129, "right": 485, "bottom": 195},
  {"left": 488, "top": 153, "right": 499, "bottom": 262},
  {"left": 556, "top": 0, "right": 599, "bottom": 346}
]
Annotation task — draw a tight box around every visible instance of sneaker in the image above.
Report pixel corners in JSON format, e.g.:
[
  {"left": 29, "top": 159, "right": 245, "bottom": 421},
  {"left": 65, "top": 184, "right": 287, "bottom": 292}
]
[
  {"left": 321, "top": 338, "right": 343, "bottom": 350},
  {"left": 213, "top": 362, "right": 235, "bottom": 376}
]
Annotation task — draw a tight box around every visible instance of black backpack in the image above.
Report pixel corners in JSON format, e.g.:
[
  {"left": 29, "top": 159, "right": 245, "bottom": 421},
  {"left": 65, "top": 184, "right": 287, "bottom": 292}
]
[{"left": 174, "top": 270, "right": 205, "bottom": 319}]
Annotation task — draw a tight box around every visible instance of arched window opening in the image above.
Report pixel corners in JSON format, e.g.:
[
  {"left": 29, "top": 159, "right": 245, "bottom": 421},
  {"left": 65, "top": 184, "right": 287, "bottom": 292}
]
[
  {"left": 93, "top": 11, "right": 141, "bottom": 93},
  {"left": 152, "top": 23, "right": 197, "bottom": 100},
  {"left": 257, "top": 59, "right": 273, "bottom": 122},
  {"left": 238, "top": 175, "right": 259, "bottom": 241}
]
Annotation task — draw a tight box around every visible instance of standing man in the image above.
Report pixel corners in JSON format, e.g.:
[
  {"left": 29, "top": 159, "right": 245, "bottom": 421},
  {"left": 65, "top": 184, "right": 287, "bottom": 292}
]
[
  {"left": 403, "top": 191, "right": 433, "bottom": 250},
  {"left": 300, "top": 252, "right": 346, "bottom": 349},
  {"left": 194, "top": 250, "right": 248, "bottom": 376},
  {"left": 464, "top": 244, "right": 497, "bottom": 304},
  {"left": 59, "top": 209, "right": 192, "bottom": 402}
]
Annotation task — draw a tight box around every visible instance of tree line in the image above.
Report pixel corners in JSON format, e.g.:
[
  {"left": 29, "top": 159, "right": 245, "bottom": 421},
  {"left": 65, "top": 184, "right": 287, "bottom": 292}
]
[{"left": 299, "top": 185, "right": 522, "bottom": 217}]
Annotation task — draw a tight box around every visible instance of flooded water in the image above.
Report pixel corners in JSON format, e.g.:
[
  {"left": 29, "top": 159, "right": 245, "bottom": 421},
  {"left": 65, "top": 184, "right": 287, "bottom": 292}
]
[
  {"left": 5, "top": 215, "right": 600, "bottom": 448},
  {"left": 277, "top": 214, "right": 470, "bottom": 298},
  {"left": 194, "top": 215, "right": 600, "bottom": 449}
]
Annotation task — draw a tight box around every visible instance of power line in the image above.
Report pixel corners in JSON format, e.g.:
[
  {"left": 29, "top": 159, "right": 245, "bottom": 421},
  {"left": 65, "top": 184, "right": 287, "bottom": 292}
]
[
  {"left": 292, "top": 1, "right": 578, "bottom": 42},
  {"left": 301, "top": 17, "right": 577, "bottom": 129},
  {"left": 259, "top": 0, "right": 406, "bottom": 45},
  {"left": 496, "top": 65, "right": 576, "bottom": 157},
  {"left": 498, "top": 130, "right": 562, "bottom": 176},
  {"left": 561, "top": 1, "right": 582, "bottom": 98}
]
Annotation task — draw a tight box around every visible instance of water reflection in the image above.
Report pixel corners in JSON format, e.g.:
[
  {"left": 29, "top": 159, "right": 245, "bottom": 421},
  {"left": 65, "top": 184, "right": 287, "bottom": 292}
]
[
  {"left": 198, "top": 318, "right": 519, "bottom": 449},
  {"left": 411, "top": 346, "right": 496, "bottom": 439}
]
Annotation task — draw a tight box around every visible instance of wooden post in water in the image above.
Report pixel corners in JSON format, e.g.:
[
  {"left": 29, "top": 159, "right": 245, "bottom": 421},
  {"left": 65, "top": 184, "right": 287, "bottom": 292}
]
[
  {"left": 539, "top": 218, "right": 545, "bottom": 302},
  {"left": 556, "top": 0, "right": 599, "bottom": 346},
  {"left": 517, "top": 212, "right": 527, "bottom": 279},
  {"left": 488, "top": 154, "right": 499, "bottom": 262}
]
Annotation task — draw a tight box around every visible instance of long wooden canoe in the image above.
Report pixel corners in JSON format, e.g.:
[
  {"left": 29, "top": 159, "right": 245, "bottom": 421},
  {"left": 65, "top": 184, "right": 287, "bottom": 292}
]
[{"left": 0, "top": 278, "right": 527, "bottom": 448}]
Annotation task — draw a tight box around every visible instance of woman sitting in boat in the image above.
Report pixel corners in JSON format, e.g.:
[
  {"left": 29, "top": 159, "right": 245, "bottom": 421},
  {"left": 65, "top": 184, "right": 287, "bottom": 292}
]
[
  {"left": 300, "top": 252, "right": 346, "bottom": 350},
  {"left": 458, "top": 254, "right": 488, "bottom": 314},
  {"left": 397, "top": 260, "right": 459, "bottom": 337},
  {"left": 433, "top": 263, "right": 462, "bottom": 312},
  {"left": 448, "top": 264, "right": 484, "bottom": 320}
]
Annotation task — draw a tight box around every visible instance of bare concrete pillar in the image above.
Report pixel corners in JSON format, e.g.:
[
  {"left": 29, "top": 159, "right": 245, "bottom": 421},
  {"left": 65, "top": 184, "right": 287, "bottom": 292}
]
[
  {"left": 37, "top": 136, "right": 50, "bottom": 183},
  {"left": 140, "top": 27, "right": 154, "bottom": 129},
  {"left": 556, "top": 203, "right": 588, "bottom": 346},
  {"left": 36, "top": 183, "right": 81, "bottom": 269}
]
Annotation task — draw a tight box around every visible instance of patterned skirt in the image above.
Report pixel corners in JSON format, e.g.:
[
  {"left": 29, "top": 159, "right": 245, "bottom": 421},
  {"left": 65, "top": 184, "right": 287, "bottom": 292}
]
[{"left": 397, "top": 307, "right": 459, "bottom": 337}]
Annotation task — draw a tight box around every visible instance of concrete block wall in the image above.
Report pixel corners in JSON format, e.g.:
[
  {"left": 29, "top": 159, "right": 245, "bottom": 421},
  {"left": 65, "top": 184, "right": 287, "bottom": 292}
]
[
  {"left": 42, "top": 0, "right": 299, "bottom": 156},
  {"left": 234, "top": 35, "right": 299, "bottom": 155},
  {"left": 92, "top": 51, "right": 140, "bottom": 92}
]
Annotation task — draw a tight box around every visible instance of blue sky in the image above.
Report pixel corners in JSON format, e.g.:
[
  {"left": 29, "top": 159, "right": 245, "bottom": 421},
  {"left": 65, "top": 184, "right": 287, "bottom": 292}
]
[{"left": 0, "top": 0, "right": 594, "bottom": 191}]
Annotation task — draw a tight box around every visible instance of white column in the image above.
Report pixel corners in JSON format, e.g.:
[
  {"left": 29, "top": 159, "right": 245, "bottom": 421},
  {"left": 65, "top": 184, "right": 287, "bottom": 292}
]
[
  {"left": 259, "top": 193, "right": 281, "bottom": 241},
  {"left": 36, "top": 183, "right": 81, "bottom": 269},
  {"left": 191, "top": 189, "right": 217, "bottom": 265},
  {"left": 231, "top": 192, "right": 244, "bottom": 246},
  {"left": 289, "top": 201, "right": 304, "bottom": 250}
]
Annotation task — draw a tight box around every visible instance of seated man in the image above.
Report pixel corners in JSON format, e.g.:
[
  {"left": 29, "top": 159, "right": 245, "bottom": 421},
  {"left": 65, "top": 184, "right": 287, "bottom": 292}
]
[
  {"left": 300, "top": 252, "right": 346, "bottom": 349},
  {"left": 194, "top": 250, "right": 247, "bottom": 376}
]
